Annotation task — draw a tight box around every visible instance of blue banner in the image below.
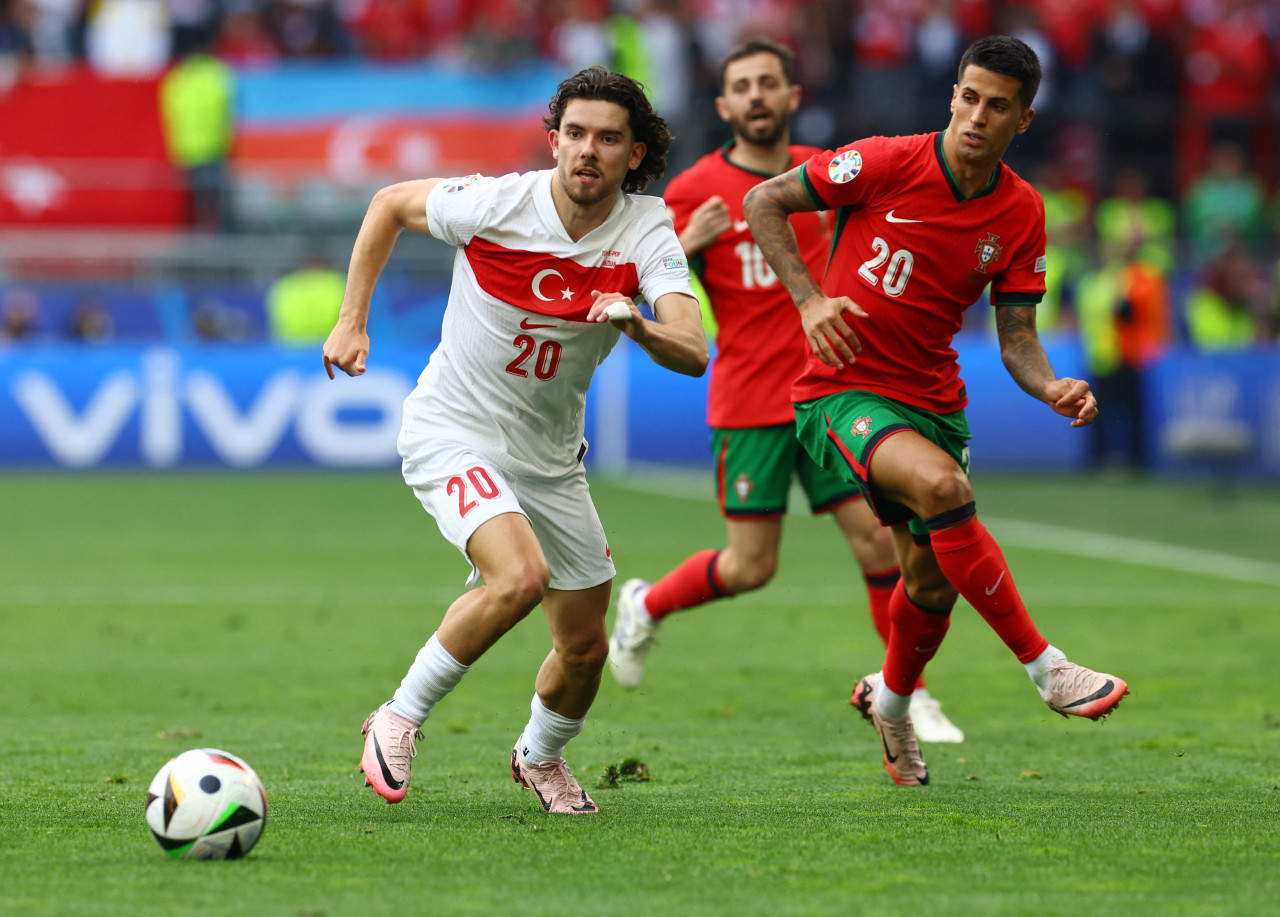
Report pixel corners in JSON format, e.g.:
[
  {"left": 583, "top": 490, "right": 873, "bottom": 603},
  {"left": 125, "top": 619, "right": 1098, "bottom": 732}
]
[
  {"left": 1147, "top": 348, "right": 1280, "bottom": 479},
  {"left": 7, "top": 336, "right": 1267, "bottom": 477},
  {"left": 0, "top": 347, "right": 417, "bottom": 468},
  {"left": 236, "top": 62, "right": 564, "bottom": 124}
]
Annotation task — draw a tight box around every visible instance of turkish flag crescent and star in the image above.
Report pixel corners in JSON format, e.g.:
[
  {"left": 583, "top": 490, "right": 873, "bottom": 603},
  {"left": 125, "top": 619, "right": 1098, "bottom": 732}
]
[{"left": 464, "top": 236, "right": 641, "bottom": 322}]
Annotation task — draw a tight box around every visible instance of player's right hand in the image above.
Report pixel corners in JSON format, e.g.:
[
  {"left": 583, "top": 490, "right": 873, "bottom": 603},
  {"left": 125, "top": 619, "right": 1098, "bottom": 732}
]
[
  {"left": 798, "top": 294, "right": 867, "bottom": 367},
  {"left": 679, "top": 196, "right": 732, "bottom": 254},
  {"left": 322, "top": 320, "right": 369, "bottom": 379}
]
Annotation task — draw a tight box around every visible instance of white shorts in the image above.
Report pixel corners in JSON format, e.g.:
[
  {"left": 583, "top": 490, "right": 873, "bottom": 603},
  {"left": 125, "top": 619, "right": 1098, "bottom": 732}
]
[{"left": 398, "top": 429, "right": 616, "bottom": 591}]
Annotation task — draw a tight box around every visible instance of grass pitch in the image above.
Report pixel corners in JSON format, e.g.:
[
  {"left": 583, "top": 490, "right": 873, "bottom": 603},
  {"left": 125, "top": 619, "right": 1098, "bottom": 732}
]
[{"left": 1, "top": 471, "right": 1278, "bottom": 916}]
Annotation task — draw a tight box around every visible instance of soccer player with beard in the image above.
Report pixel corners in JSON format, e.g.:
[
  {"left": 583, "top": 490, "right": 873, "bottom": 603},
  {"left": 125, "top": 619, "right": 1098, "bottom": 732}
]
[
  {"left": 606, "top": 38, "right": 963, "bottom": 743},
  {"left": 323, "top": 67, "right": 707, "bottom": 814},
  {"left": 744, "top": 36, "right": 1129, "bottom": 787}
]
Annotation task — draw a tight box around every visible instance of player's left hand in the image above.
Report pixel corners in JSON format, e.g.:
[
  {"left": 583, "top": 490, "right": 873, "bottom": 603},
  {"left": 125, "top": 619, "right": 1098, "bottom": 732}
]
[
  {"left": 1044, "top": 377, "right": 1098, "bottom": 427},
  {"left": 588, "top": 291, "right": 641, "bottom": 334}
]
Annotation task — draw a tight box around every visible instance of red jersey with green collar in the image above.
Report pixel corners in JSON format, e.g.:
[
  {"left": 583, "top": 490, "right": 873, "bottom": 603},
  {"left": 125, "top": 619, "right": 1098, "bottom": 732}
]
[
  {"left": 665, "top": 143, "right": 829, "bottom": 427},
  {"left": 796, "top": 132, "right": 1047, "bottom": 413}
]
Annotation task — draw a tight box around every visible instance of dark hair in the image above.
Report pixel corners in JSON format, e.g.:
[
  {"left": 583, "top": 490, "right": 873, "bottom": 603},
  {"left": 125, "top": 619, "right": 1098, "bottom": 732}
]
[
  {"left": 543, "top": 66, "right": 672, "bottom": 194},
  {"left": 957, "top": 36, "right": 1041, "bottom": 111},
  {"left": 716, "top": 37, "right": 796, "bottom": 90}
]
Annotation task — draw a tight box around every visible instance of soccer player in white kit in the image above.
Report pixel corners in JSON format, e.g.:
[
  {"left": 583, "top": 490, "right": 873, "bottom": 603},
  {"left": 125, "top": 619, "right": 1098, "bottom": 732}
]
[{"left": 322, "top": 67, "right": 707, "bottom": 814}]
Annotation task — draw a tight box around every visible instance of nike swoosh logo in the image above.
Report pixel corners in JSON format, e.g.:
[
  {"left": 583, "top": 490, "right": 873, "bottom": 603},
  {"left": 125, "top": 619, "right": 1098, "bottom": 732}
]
[
  {"left": 734, "top": 220, "right": 750, "bottom": 232},
  {"left": 372, "top": 734, "right": 404, "bottom": 789},
  {"left": 885, "top": 210, "right": 923, "bottom": 223},
  {"left": 520, "top": 317, "right": 557, "bottom": 330},
  {"left": 880, "top": 730, "right": 899, "bottom": 764},
  {"left": 1062, "top": 679, "right": 1115, "bottom": 708},
  {"left": 985, "top": 571, "right": 1006, "bottom": 595}
]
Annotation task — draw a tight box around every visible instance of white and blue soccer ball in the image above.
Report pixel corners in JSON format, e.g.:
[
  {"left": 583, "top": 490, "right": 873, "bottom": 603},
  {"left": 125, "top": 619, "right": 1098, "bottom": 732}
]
[{"left": 145, "top": 748, "right": 267, "bottom": 860}]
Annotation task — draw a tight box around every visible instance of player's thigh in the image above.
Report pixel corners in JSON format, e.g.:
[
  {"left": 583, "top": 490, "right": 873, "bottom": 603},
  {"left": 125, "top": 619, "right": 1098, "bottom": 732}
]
[
  {"left": 796, "top": 391, "right": 971, "bottom": 526},
  {"left": 712, "top": 424, "right": 794, "bottom": 519},
  {"left": 868, "top": 431, "right": 973, "bottom": 518},
  {"left": 794, "top": 392, "right": 918, "bottom": 527},
  {"left": 466, "top": 512, "right": 550, "bottom": 595},
  {"left": 400, "top": 438, "right": 532, "bottom": 588},
  {"left": 507, "top": 466, "right": 616, "bottom": 593}
]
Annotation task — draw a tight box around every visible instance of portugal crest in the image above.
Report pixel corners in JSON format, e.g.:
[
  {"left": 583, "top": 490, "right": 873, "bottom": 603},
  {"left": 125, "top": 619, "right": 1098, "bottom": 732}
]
[
  {"left": 734, "top": 473, "right": 753, "bottom": 502},
  {"left": 973, "top": 232, "right": 1004, "bottom": 273},
  {"left": 851, "top": 416, "right": 873, "bottom": 438}
]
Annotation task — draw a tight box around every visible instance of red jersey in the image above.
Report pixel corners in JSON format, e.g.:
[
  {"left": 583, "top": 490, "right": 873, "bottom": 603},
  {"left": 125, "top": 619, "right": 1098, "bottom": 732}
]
[
  {"left": 665, "top": 144, "right": 829, "bottom": 428},
  {"left": 796, "top": 132, "right": 1046, "bottom": 413}
]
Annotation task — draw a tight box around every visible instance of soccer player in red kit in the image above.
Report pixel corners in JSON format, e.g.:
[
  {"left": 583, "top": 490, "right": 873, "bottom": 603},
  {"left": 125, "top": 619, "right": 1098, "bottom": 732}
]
[
  {"left": 606, "top": 38, "right": 963, "bottom": 743},
  {"left": 744, "top": 35, "right": 1128, "bottom": 786}
]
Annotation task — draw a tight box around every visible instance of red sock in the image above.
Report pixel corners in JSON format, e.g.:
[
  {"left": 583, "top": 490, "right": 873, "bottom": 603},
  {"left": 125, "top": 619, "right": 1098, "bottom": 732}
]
[
  {"left": 864, "top": 567, "right": 925, "bottom": 690},
  {"left": 864, "top": 566, "right": 898, "bottom": 644},
  {"left": 927, "top": 511, "right": 1049, "bottom": 664},
  {"left": 881, "top": 586, "right": 950, "bottom": 696},
  {"left": 644, "top": 549, "right": 728, "bottom": 622}
]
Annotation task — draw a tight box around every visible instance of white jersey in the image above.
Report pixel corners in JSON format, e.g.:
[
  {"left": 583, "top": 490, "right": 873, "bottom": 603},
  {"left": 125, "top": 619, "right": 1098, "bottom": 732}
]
[{"left": 402, "top": 169, "right": 695, "bottom": 477}]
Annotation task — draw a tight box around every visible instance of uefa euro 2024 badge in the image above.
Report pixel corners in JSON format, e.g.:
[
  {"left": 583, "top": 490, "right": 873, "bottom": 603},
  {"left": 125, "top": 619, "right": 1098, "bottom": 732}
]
[{"left": 828, "top": 150, "right": 862, "bottom": 184}]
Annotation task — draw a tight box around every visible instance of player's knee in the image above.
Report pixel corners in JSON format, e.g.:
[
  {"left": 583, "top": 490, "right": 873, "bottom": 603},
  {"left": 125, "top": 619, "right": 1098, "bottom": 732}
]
[
  {"left": 852, "top": 526, "right": 896, "bottom": 567},
  {"left": 556, "top": 633, "right": 609, "bottom": 678},
  {"left": 489, "top": 562, "right": 550, "bottom": 616},
  {"left": 720, "top": 552, "right": 776, "bottom": 592},
  {"left": 914, "top": 466, "right": 973, "bottom": 516}
]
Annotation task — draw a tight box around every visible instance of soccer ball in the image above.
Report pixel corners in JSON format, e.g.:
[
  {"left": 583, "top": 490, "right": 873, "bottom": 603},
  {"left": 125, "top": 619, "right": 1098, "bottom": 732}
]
[{"left": 145, "top": 748, "right": 267, "bottom": 860}]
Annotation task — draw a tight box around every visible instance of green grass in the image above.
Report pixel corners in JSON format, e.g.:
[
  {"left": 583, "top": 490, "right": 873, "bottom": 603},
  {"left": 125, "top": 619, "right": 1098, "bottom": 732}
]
[{"left": 2, "top": 471, "right": 1278, "bottom": 916}]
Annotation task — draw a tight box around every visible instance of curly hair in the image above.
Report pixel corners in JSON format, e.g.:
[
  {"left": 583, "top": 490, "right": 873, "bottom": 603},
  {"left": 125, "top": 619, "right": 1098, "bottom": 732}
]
[{"left": 543, "top": 66, "right": 672, "bottom": 194}]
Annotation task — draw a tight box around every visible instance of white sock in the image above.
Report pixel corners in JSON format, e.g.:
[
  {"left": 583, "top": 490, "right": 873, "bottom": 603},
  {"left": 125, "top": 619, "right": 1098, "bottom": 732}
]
[
  {"left": 519, "top": 694, "right": 584, "bottom": 765},
  {"left": 388, "top": 633, "right": 471, "bottom": 725},
  {"left": 1025, "top": 644, "right": 1067, "bottom": 692},
  {"left": 875, "top": 673, "right": 911, "bottom": 720}
]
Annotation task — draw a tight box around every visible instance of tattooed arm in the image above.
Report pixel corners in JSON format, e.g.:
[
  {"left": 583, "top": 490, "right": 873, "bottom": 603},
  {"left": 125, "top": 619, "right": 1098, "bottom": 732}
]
[
  {"left": 743, "top": 167, "right": 868, "bottom": 367},
  {"left": 996, "top": 304, "right": 1099, "bottom": 427}
]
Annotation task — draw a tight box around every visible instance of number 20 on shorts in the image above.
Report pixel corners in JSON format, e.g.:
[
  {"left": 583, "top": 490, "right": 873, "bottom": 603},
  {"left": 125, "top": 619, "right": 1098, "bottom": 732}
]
[{"left": 447, "top": 467, "right": 501, "bottom": 517}]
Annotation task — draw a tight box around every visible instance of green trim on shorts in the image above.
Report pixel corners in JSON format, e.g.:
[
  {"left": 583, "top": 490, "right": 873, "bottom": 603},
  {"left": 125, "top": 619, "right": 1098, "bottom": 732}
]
[
  {"left": 712, "top": 423, "right": 860, "bottom": 518},
  {"left": 793, "top": 390, "right": 970, "bottom": 536}
]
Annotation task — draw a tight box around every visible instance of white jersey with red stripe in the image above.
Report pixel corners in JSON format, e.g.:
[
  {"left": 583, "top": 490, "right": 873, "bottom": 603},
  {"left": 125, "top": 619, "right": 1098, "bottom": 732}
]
[{"left": 403, "top": 169, "right": 695, "bottom": 478}]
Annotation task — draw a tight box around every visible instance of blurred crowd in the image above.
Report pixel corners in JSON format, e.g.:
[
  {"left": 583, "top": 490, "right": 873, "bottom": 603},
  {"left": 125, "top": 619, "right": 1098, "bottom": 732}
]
[{"left": 2, "top": 0, "right": 1279, "bottom": 383}]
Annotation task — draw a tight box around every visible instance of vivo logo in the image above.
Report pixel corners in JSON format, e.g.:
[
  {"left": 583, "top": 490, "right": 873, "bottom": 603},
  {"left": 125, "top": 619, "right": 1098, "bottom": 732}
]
[{"left": 10, "top": 350, "right": 411, "bottom": 468}]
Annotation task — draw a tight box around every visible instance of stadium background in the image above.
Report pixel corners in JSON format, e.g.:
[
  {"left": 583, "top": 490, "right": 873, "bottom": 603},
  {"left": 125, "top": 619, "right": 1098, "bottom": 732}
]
[
  {"left": 3, "top": 6, "right": 1280, "bottom": 913},
  {"left": 0, "top": 0, "right": 1277, "bottom": 481}
]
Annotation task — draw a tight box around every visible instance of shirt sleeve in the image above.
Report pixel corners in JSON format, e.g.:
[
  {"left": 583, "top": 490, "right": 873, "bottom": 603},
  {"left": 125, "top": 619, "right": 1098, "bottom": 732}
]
[
  {"left": 991, "top": 190, "right": 1048, "bottom": 306},
  {"left": 634, "top": 202, "right": 697, "bottom": 307},
  {"left": 800, "top": 137, "right": 891, "bottom": 212},
  {"left": 425, "top": 173, "right": 501, "bottom": 247}
]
